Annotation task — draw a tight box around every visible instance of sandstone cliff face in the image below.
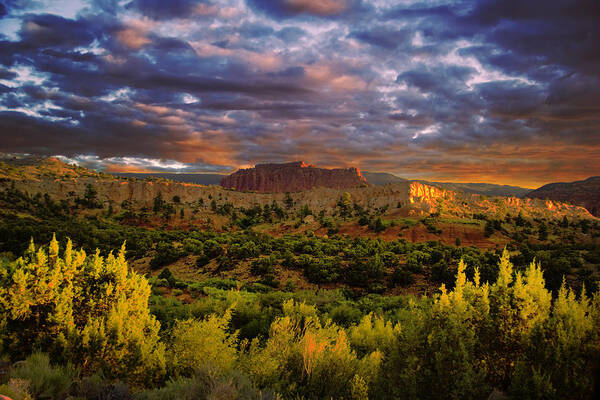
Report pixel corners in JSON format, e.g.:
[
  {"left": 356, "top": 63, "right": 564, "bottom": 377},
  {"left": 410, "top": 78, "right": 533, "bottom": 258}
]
[
  {"left": 526, "top": 177, "right": 600, "bottom": 217},
  {"left": 220, "top": 161, "right": 367, "bottom": 193},
  {"left": 409, "top": 182, "right": 455, "bottom": 205}
]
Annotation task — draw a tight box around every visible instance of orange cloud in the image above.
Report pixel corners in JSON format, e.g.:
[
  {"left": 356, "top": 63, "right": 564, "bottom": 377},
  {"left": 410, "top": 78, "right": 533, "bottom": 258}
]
[
  {"left": 285, "top": 0, "right": 349, "bottom": 15},
  {"left": 136, "top": 103, "right": 171, "bottom": 115},
  {"left": 115, "top": 28, "right": 150, "bottom": 49},
  {"left": 242, "top": 51, "right": 283, "bottom": 71},
  {"left": 104, "top": 164, "right": 152, "bottom": 173},
  {"left": 190, "top": 41, "right": 282, "bottom": 71},
  {"left": 115, "top": 18, "right": 155, "bottom": 49},
  {"left": 304, "top": 64, "right": 367, "bottom": 91}
]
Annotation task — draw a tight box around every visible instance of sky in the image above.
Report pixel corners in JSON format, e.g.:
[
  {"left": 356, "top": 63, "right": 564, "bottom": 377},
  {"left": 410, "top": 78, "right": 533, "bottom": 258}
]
[{"left": 0, "top": 0, "right": 598, "bottom": 188}]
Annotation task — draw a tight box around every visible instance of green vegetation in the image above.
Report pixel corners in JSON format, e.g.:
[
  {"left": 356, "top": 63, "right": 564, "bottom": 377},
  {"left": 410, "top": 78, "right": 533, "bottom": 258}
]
[
  {"left": 0, "top": 191, "right": 599, "bottom": 294},
  {"left": 0, "top": 240, "right": 598, "bottom": 399},
  {"left": 1, "top": 166, "right": 599, "bottom": 399}
]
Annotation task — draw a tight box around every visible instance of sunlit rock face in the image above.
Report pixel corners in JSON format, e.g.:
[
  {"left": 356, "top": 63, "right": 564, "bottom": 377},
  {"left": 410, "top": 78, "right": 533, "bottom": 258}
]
[
  {"left": 526, "top": 177, "right": 600, "bottom": 217},
  {"left": 220, "top": 161, "right": 368, "bottom": 193},
  {"left": 409, "top": 182, "right": 455, "bottom": 205}
]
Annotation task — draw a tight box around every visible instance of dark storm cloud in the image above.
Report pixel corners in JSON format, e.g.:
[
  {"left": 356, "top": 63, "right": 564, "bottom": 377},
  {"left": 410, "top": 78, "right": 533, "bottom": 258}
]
[
  {"left": 18, "top": 13, "right": 95, "bottom": 49},
  {"left": 0, "top": 0, "right": 597, "bottom": 185},
  {"left": 127, "top": 0, "right": 213, "bottom": 20},
  {"left": 396, "top": 65, "right": 476, "bottom": 93},
  {"left": 0, "top": 65, "right": 15, "bottom": 79},
  {"left": 351, "top": 27, "right": 412, "bottom": 50}
]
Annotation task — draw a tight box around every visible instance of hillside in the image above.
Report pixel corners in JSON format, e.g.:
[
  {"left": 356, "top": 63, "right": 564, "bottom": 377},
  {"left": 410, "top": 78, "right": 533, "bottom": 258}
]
[
  {"left": 526, "top": 176, "right": 600, "bottom": 217},
  {"left": 362, "top": 171, "right": 408, "bottom": 185},
  {"left": 0, "top": 156, "right": 598, "bottom": 298},
  {"left": 354, "top": 170, "right": 531, "bottom": 197},
  {"left": 1, "top": 157, "right": 599, "bottom": 296},
  {"left": 0, "top": 157, "right": 593, "bottom": 223}
]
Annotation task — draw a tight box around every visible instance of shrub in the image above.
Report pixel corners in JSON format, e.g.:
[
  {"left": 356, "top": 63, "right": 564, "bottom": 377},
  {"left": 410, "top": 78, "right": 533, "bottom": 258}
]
[
  {"left": 150, "top": 241, "right": 183, "bottom": 270},
  {"left": 390, "top": 267, "right": 414, "bottom": 287},
  {"left": 182, "top": 238, "right": 203, "bottom": 255},
  {"left": 251, "top": 257, "right": 275, "bottom": 276},
  {"left": 135, "top": 368, "right": 271, "bottom": 400},
  {"left": 158, "top": 268, "right": 176, "bottom": 287},
  {"left": 195, "top": 252, "right": 210, "bottom": 268},
  {"left": 72, "top": 373, "right": 130, "bottom": 400},
  {"left": 0, "top": 379, "right": 32, "bottom": 400},
  {"left": 11, "top": 352, "right": 77, "bottom": 400},
  {"left": 170, "top": 310, "right": 239, "bottom": 376},
  {"left": 240, "top": 300, "right": 382, "bottom": 399},
  {"left": 0, "top": 238, "right": 166, "bottom": 385}
]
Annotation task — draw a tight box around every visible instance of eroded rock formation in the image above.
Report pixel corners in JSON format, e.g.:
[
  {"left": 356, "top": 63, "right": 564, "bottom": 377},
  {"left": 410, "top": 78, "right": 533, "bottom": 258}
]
[{"left": 220, "top": 161, "right": 368, "bottom": 193}]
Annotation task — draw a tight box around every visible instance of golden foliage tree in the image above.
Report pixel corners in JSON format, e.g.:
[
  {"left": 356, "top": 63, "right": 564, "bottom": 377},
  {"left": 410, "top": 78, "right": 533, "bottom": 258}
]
[{"left": 0, "top": 235, "right": 165, "bottom": 386}]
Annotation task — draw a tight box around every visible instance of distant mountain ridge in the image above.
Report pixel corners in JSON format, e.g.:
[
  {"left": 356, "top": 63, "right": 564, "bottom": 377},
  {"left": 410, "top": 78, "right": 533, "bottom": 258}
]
[
  {"left": 361, "top": 170, "right": 531, "bottom": 198},
  {"left": 112, "top": 172, "right": 224, "bottom": 186},
  {"left": 110, "top": 169, "right": 532, "bottom": 197},
  {"left": 420, "top": 181, "right": 532, "bottom": 198},
  {"left": 361, "top": 171, "right": 408, "bottom": 186},
  {"left": 526, "top": 176, "right": 600, "bottom": 217}
]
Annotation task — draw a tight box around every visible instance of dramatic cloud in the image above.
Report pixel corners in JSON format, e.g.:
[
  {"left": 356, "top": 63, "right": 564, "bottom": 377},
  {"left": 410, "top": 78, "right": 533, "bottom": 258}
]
[
  {"left": 0, "top": 0, "right": 598, "bottom": 187},
  {"left": 247, "top": 0, "right": 362, "bottom": 18}
]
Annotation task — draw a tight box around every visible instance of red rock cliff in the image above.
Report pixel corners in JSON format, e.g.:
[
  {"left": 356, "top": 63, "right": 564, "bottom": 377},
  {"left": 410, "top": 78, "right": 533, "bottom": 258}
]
[{"left": 220, "top": 161, "right": 368, "bottom": 192}]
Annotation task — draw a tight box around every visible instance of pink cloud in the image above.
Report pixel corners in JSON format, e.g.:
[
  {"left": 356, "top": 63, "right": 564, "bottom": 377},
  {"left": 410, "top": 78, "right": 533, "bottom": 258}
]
[
  {"left": 285, "top": 0, "right": 350, "bottom": 15},
  {"left": 305, "top": 64, "right": 367, "bottom": 91},
  {"left": 115, "top": 18, "right": 155, "bottom": 49}
]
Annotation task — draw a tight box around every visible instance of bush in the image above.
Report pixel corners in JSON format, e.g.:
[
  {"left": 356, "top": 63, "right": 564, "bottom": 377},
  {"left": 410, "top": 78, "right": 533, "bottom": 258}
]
[
  {"left": 72, "top": 373, "right": 130, "bottom": 400},
  {"left": 0, "top": 379, "right": 31, "bottom": 400},
  {"left": 150, "top": 241, "right": 183, "bottom": 270},
  {"left": 0, "top": 238, "right": 166, "bottom": 386},
  {"left": 11, "top": 353, "right": 77, "bottom": 400},
  {"left": 195, "top": 252, "right": 210, "bottom": 268},
  {"left": 369, "top": 217, "right": 387, "bottom": 233},
  {"left": 251, "top": 257, "right": 275, "bottom": 276},
  {"left": 135, "top": 368, "right": 271, "bottom": 400},
  {"left": 390, "top": 267, "right": 414, "bottom": 287},
  {"left": 182, "top": 238, "right": 203, "bottom": 255},
  {"left": 203, "top": 239, "right": 222, "bottom": 258},
  {"left": 158, "top": 268, "right": 176, "bottom": 287},
  {"left": 170, "top": 311, "right": 239, "bottom": 376}
]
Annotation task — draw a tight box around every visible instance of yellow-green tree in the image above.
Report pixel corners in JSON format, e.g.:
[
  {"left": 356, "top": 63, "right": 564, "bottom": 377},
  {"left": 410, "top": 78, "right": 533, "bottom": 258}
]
[
  {"left": 0, "top": 236, "right": 165, "bottom": 386},
  {"left": 240, "top": 299, "right": 381, "bottom": 399},
  {"left": 170, "top": 309, "right": 238, "bottom": 376},
  {"left": 381, "top": 251, "right": 599, "bottom": 399}
]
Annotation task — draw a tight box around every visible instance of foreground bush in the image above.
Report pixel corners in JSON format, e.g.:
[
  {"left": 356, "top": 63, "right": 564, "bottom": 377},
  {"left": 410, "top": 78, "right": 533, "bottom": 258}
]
[
  {"left": 134, "top": 367, "right": 274, "bottom": 400},
  {"left": 10, "top": 352, "right": 77, "bottom": 400},
  {"left": 240, "top": 299, "right": 382, "bottom": 399},
  {"left": 0, "top": 236, "right": 165, "bottom": 386}
]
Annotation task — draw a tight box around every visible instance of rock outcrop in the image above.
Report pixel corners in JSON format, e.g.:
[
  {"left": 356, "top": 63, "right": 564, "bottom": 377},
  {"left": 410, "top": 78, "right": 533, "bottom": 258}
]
[
  {"left": 409, "top": 182, "right": 455, "bottom": 205},
  {"left": 220, "top": 161, "right": 368, "bottom": 193},
  {"left": 526, "top": 177, "right": 600, "bottom": 217}
]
